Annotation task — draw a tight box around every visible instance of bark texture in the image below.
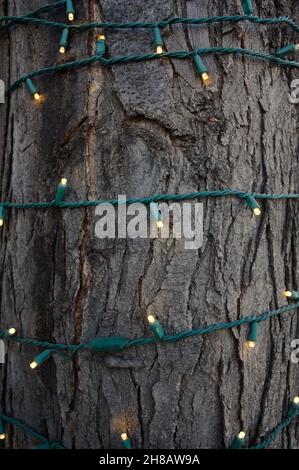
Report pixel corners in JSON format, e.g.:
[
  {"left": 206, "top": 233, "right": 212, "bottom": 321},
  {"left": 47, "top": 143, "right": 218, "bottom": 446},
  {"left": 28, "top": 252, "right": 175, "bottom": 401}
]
[{"left": 0, "top": 0, "right": 299, "bottom": 449}]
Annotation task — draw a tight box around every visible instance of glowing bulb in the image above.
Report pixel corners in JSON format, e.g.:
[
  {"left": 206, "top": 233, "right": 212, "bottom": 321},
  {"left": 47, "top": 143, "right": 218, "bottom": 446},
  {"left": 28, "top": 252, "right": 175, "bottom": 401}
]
[
  {"left": 238, "top": 431, "right": 246, "bottom": 439},
  {"left": 97, "top": 34, "right": 106, "bottom": 40},
  {"left": 68, "top": 13, "right": 74, "bottom": 21},
  {"left": 121, "top": 433, "right": 128, "bottom": 441},
  {"left": 253, "top": 207, "right": 261, "bottom": 216},
  {"left": 293, "top": 396, "right": 299, "bottom": 405},
  {"left": 202, "top": 73, "right": 209, "bottom": 82},
  {"left": 148, "top": 315, "right": 156, "bottom": 324},
  {"left": 156, "top": 46, "right": 163, "bottom": 54},
  {"left": 157, "top": 220, "right": 164, "bottom": 228},
  {"left": 0, "top": 434, "right": 5, "bottom": 440},
  {"left": 34, "top": 93, "right": 41, "bottom": 102},
  {"left": 0, "top": 219, "right": 3, "bottom": 227},
  {"left": 284, "top": 291, "right": 292, "bottom": 297},
  {"left": 60, "top": 178, "right": 68, "bottom": 186},
  {"left": 30, "top": 361, "right": 38, "bottom": 369},
  {"left": 7, "top": 328, "right": 16, "bottom": 336},
  {"left": 248, "top": 341, "right": 256, "bottom": 348},
  {"left": 59, "top": 46, "right": 66, "bottom": 54}
]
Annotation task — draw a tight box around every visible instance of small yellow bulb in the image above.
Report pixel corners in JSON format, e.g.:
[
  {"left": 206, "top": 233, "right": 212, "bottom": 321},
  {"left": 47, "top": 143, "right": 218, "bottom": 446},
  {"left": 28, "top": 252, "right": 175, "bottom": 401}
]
[
  {"left": 0, "top": 219, "right": 3, "bottom": 227},
  {"left": 147, "top": 315, "right": 156, "bottom": 324},
  {"left": 97, "top": 34, "right": 106, "bottom": 40},
  {"left": 201, "top": 72, "right": 213, "bottom": 87},
  {"left": 59, "top": 46, "right": 66, "bottom": 54},
  {"left": 0, "top": 433, "right": 5, "bottom": 440},
  {"left": 293, "top": 396, "right": 299, "bottom": 404},
  {"left": 157, "top": 220, "right": 164, "bottom": 228},
  {"left": 34, "top": 93, "right": 41, "bottom": 102},
  {"left": 7, "top": 328, "right": 16, "bottom": 336},
  {"left": 68, "top": 13, "right": 74, "bottom": 21},
  {"left": 238, "top": 431, "right": 246, "bottom": 439},
  {"left": 30, "top": 361, "right": 38, "bottom": 369},
  {"left": 295, "top": 44, "right": 299, "bottom": 51},
  {"left": 60, "top": 178, "right": 68, "bottom": 186},
  {"left": 284, "top": 291, "right": 292, "bottom": 298},
  {"left": 253, "top": 207, "right": 261, "bottom": 216},
  {"left": 121, "top": 433, "right": 128, "bottom": 441},
  {"left": 156, "top": 46, "right": 163, "bottom": 54},
  {"left": 248, "top": 340, "right": 256, "bottom": 349}
]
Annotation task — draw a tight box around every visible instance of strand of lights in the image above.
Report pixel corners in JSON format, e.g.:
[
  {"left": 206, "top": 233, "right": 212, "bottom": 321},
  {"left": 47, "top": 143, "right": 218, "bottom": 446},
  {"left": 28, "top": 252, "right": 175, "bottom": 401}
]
[
  {"left": 7, "top": 47, "right": 299, "bottom": 100},
  {"left": 1, "top": 398, "right": 298, "bottom": 449},
  {"left": 1, "top": 187, "right": 299, "bottom": 228},
  {"left": 0, "top": 296, "right": 298, "bottom": 368},
  {"left": 248, "top": 397, "right": 299, "bottom": 449},
  {"left": 0, "top": 413, "right": 64, "bottom": 449}
]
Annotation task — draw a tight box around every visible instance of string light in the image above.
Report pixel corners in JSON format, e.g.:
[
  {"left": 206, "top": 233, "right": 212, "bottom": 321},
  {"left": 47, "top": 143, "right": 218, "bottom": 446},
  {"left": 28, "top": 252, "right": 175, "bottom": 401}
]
[
  {"left": 25, "top": 78, "right": 42, "bottom": 102},
  {"left": 121, "top": 433, "right": 132, "bottom": 449},
  {"left": 30, "top": 350, "right": 53, "bottom": 369},
  {"left": 247, "top": 321, "right": 258, "bottom": 348},
  {"left": 276, "top": 44, "right": 299, "bottom": 58},
  {"left": 245, "top": 195, "right": 261, "bottom": 215},
  {"left": 230, "top": 431, "right": 246, "bottom": 449},
  {"left": 66, "top": 0, "right": 75, "bottom": 22},
  {"left": 153, "top": 26, "right": 164, "bottom": 54},
  {"left": 150, "top": 202, "right": 163, "bottom": 228},
  {"left": 6, "top": 328, "right": 16, "bottom": 336},
  {"left": 55, "top": 178, "right": 68, "bottom": 203},
  {"left": 288, "top": 396, "right": 299, "bottom": 417},
  {"left": 147, "top": 315, "right": 165, "bottom": 339},
  {"left": 0, "top": 420, "right": 5, "bottom": 440},
  {"left": 0, "top": 205, "right": 7, "bottom": 227},
  {"left": 96, "top": 34, "right": 106, "bottom": 56},
  {"left": 193, "top": 54, "right": 213, "bottom": 86},
  {"left": 284, "top": 290, "right": 299, "bottom": 300},
  {"left": 59, "top": 28, "right": 69, "bottom": 54},
  {"left": 242, "top": 0, "right": 254, "bottom": 15}
]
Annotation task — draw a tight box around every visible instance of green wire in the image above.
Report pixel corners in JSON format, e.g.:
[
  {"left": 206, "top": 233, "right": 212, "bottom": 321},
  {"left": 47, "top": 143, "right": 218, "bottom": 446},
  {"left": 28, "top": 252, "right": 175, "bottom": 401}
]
[
  {"left": 0, "top": 413, "right": 65, "bottom": 449},
  {"left": 1, "top": 188, "right": 299, "bottom": 210}
]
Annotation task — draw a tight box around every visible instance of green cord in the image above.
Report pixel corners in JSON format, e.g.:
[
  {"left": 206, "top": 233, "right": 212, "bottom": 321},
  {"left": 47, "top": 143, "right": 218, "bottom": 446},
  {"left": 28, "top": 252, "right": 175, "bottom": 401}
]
[
  {"left": 1, "top": 10, "right": 299, "bottom": 96},
  {"left": 0, "top": 301, "right": 298, "bottom": 357},
  {"left": 0, "top": 413, "right": 64, "bottom": 449}
]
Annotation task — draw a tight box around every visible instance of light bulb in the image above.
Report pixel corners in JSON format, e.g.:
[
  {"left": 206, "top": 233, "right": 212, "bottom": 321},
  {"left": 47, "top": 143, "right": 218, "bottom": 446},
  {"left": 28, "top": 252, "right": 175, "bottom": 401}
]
[
  {"left": 97, "top": 34, "right": 106, "bottom": 41},
  {"left": 59, "top": 46, "right": 66, "bottom": 54},
  {"left": 248, "top": 340, "right": 256, "bottom": 348},
  {"left": 253, "top": 207, "right": 261, "bottom": 216},
  {"left": 148, "top": 315, "right": 156, "bottom": 324},
  {"left": 0, "top": 434, "right": 5, "bottom": 440},
  {"left": 7, "top": 328, "right": 16, "bottom": 336},
  {"left": 30, "top": 361, "right": 38, "bottom": 369},
  {"left": 156, "top": 46, "right": 163, "bottom": 54},
  {"left": 284, "top": 291, "right": 292, "bottom": 297},
  {"left": 34, "top": 93, "right": 41, "bottom": 102},
  {"left": 157, "top": 220, "right": 164, "bottom": 228},
  {"left": 60, "top": 178, "right": 68, "bottom": 186},
  {"left": 293, "top": 396, "right": 299, "bottom": 405},
  {"left": 121, "top": 433, "right": 128, "bottom": 441},
  {"left": 238, "top": 431, "right": 246, "bottom": 439},
  {"left": 68, "top": 13, "right": 74, "bottom": 21},
  {"left": 0, "top": 220, "right": 3, "bottom": 227}
]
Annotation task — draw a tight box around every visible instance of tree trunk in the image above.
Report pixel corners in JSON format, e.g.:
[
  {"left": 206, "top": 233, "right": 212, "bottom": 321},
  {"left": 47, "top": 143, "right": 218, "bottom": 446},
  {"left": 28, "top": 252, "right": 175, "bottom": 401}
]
[{"left": 0, "top": 0, "right": 298, "bottom": 449}]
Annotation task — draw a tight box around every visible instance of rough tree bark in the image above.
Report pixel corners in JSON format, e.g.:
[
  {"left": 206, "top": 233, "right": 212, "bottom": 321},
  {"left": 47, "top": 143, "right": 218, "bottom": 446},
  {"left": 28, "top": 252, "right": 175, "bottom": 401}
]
[{"left": 0, "top": 0, "right": 298, "bottom": 449}]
